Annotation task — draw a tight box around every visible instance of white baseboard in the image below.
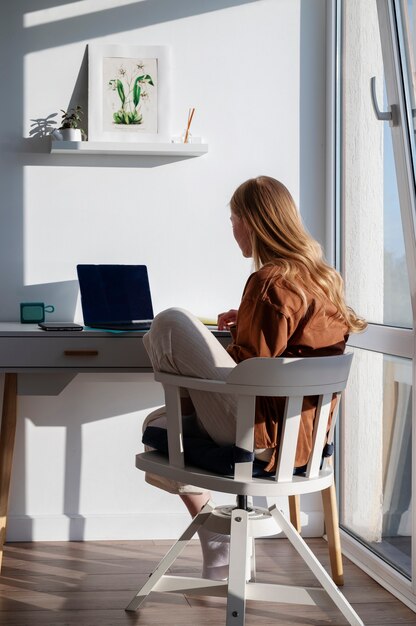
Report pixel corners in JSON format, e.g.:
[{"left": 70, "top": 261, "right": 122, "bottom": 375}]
[{"left": 6, "top": 511, "right": 324, "bottom": 542}]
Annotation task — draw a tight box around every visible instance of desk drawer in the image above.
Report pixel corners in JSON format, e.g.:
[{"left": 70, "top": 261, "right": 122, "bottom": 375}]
[{"left": 0, "top": 336, "right": 150, "bottom": 369}]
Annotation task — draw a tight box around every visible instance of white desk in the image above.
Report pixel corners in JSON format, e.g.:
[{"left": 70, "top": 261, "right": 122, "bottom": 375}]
[{"left": 0, "top": 323, "right": 229, "bottom": 568}]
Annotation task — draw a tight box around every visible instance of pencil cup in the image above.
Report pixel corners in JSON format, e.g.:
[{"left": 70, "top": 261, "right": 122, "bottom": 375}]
[
  {"left": 171, "top": 134, "right": 202, "bottom": 144},
  {"left": 181, "top": 129, "right": 192, "bottom": 143},
  {"left": 20, "top": 302, "right": 55, "bottom": 324}
]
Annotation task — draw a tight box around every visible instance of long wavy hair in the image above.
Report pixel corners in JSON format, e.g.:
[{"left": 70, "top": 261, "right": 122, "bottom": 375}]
[{"left": 230, "top": 176, "right": 367, "bottom": 333}]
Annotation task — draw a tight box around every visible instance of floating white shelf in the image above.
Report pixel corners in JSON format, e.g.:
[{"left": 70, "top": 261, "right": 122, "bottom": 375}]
[{"left": 50, "top": 140, "right": 208, "bottom": 157}]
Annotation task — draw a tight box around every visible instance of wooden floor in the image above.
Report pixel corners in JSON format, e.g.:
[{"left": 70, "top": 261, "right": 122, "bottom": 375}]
[{"left": 1, "top": 538, "right": 416, "bottom": 625}]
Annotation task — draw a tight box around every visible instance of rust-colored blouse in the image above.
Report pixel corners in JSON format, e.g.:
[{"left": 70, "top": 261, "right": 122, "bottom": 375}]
[{"left": 226, "top": 264, "right": 349, "bottom": 471}]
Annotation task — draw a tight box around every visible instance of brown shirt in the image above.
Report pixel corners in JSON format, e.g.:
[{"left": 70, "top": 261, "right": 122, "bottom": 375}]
[{"left": 226, "top": 264, "right": 349, "bottom": 471}]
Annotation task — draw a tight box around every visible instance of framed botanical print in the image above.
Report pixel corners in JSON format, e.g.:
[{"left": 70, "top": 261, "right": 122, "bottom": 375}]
[{"left": 88, "top": 44, "right": 169, "bottom": 142}]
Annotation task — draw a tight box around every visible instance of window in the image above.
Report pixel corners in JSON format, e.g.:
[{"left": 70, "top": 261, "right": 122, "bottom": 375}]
[{"left": 337, "top": 0, "right": 416, "bottom": 604}]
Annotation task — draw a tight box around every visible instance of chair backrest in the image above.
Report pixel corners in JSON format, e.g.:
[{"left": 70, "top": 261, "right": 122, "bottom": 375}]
[{"left": 154, "top": 352, "right": 353, "bottom": 487}]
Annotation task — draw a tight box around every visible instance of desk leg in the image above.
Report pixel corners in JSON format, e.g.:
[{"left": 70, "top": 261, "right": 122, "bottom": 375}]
[{"left": 0, "top": 374, "right": 17, "bottom": 571}]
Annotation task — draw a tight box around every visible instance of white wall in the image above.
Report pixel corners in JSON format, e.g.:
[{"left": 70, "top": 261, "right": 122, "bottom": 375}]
[{"left": 0, "top": 0, "right": 328, "bottom": 540}]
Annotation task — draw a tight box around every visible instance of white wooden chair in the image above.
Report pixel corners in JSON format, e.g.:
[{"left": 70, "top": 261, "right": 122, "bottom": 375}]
[{"left": 126, "top": 353, "right": 363, "bottom": 626}]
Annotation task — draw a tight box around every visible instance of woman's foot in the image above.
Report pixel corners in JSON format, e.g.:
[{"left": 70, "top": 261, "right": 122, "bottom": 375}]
[
  {"left": 180, "top": 493, "right": 230, "bottom": 581},
  {"left": 198, "top": 526, "right": 230, "bottom": 580}
]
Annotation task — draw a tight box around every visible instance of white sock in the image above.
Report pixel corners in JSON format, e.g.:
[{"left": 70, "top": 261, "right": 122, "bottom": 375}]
[{"left": 197, "top": 526, "right": 230, "bottom": 581}]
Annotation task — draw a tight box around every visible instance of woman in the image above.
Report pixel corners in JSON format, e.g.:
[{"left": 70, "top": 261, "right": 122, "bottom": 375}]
[{"left": 142, "top": 175, "right": 366, "bottom": 580}]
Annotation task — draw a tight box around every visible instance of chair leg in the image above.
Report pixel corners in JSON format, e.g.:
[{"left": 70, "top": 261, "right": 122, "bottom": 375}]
[
  {"left": 226, "top": 507, "right": 249, "bottom": 626},
  {"left": 288, "top": 494, "right": 301, "bottom": 532},
  {"left": 269, "top": 505, "right": 363, "bottom": 626},
  {"left": 249, "top": 537, "right": 256, "bottom": 582},
  {"left": 321, "top": 482, "right": 344, "bottom": 586},
  {"left": 125, "top": 500, "right": 215, "bottom": 612}
]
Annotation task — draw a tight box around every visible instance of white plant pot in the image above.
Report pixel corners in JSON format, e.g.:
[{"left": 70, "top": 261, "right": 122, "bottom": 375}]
[{"left": 51, "top": 128, "right": 82, "bottom": 141}]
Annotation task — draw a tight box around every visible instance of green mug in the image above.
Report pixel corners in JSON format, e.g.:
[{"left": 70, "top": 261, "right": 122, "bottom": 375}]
[{"left": 20, "top": 302, "right": 55, "bottom": 324}]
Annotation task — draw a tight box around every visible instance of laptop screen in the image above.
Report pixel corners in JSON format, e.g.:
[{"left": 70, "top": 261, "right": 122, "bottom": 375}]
[{"left": 77, "top": 264, "right": 154, "bottom": 325}]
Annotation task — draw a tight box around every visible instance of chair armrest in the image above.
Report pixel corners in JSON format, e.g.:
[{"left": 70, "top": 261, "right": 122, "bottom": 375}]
[
  {"left": 154, "top": 370, "right": 344, "bottom": 397},
  {"left": 155, "top": 355, "right": 352, "bottom": 394}
]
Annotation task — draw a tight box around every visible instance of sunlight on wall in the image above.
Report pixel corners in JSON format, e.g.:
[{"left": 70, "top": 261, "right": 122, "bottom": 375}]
[{"left": 24, "top": 0, "right": 147, "bottom": 28}]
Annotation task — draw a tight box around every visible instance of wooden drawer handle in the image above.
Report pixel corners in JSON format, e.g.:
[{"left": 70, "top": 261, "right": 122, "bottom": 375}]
[{"left": 64, "top": 350, "right": 99, "bottom": 357}]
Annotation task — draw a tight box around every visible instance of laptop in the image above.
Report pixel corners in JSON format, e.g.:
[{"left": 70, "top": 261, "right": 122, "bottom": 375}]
[{"left": 77, "top": 264, "right": 154, "bottom": 330}]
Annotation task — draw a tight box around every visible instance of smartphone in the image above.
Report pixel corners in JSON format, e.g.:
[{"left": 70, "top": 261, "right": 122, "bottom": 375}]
[{"left": 38, "top": 322, "right": 84, "bottom": 331}]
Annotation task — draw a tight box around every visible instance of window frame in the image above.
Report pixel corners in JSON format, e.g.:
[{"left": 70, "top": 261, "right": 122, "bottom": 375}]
[{"left": 334, "top": 0, "right": 416, "bottom": 608}]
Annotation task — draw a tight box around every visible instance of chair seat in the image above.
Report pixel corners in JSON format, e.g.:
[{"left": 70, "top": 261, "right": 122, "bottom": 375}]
[{"left": 136, "top": 450, "right": 334, "bottom": 497}]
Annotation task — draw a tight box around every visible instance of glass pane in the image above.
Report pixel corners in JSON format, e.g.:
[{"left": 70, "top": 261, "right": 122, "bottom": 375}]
[
  {"left": 342, "top": 0, "right": 412, "bottom": 328},
  {"left": 340, "top": 348, "right": 412, "bottom": 579}
]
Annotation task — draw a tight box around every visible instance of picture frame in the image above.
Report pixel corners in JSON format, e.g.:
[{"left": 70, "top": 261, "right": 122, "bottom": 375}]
[{"left": 88, "top": 44, "right": 170, "bottom": 143}]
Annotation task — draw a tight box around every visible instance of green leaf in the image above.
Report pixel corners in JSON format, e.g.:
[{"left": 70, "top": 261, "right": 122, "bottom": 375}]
[
  {"left": 113, "top": 109, "right": 143, "bottom": 125},
  {"left": 130, "top": 110, "right": 142, "bottom": 124},
  {"left": 116, "top": 79, "right": 125, "bottom": 106},
  {"left": 113, "top": 110, "right": 124, "bottom": 124},
  {"left": 133, "top": 77, "right": 141, "bottom": 108}
]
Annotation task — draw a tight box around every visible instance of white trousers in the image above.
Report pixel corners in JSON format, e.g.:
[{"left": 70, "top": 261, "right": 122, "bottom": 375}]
[
  {"left": 144, "top": 308, "right": 239, "bottom": 442},
  {"left": 142, "top": 308, "right": 238, "bottom": 494}
]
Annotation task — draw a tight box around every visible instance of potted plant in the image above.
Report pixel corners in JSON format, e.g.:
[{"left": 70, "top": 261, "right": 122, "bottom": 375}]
[{"left": 51, "top": 105, "right": 87, "bottom": 141}]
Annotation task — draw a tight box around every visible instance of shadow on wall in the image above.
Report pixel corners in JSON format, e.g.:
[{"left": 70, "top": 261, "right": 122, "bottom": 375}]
[
  {"left": 9, "top": 374, "right": 165, "bottom": 541},
  {"left": 28, "top": 48, "right": 88, "bottom": 140},
  {"left": 14, "top": 280, "right": 79, "bottom": 323},
  {"left": 299, "top": 0, "right": 326, "bottom": 248}
]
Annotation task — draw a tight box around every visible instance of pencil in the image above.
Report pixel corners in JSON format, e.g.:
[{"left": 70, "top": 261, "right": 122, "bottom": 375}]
[{"left": 184, "top": 107, "right": 195, "bottom": 143}]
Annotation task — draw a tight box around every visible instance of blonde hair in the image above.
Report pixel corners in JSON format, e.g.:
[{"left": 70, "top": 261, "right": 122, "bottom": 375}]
[{"left": 230, "top": 176, "right": 367, "bottom": 334}]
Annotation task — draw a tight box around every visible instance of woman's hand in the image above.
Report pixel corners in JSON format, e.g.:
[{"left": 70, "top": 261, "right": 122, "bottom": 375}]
[{"left": 217, "top": 309, "right": 238, "bottom": 330}]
